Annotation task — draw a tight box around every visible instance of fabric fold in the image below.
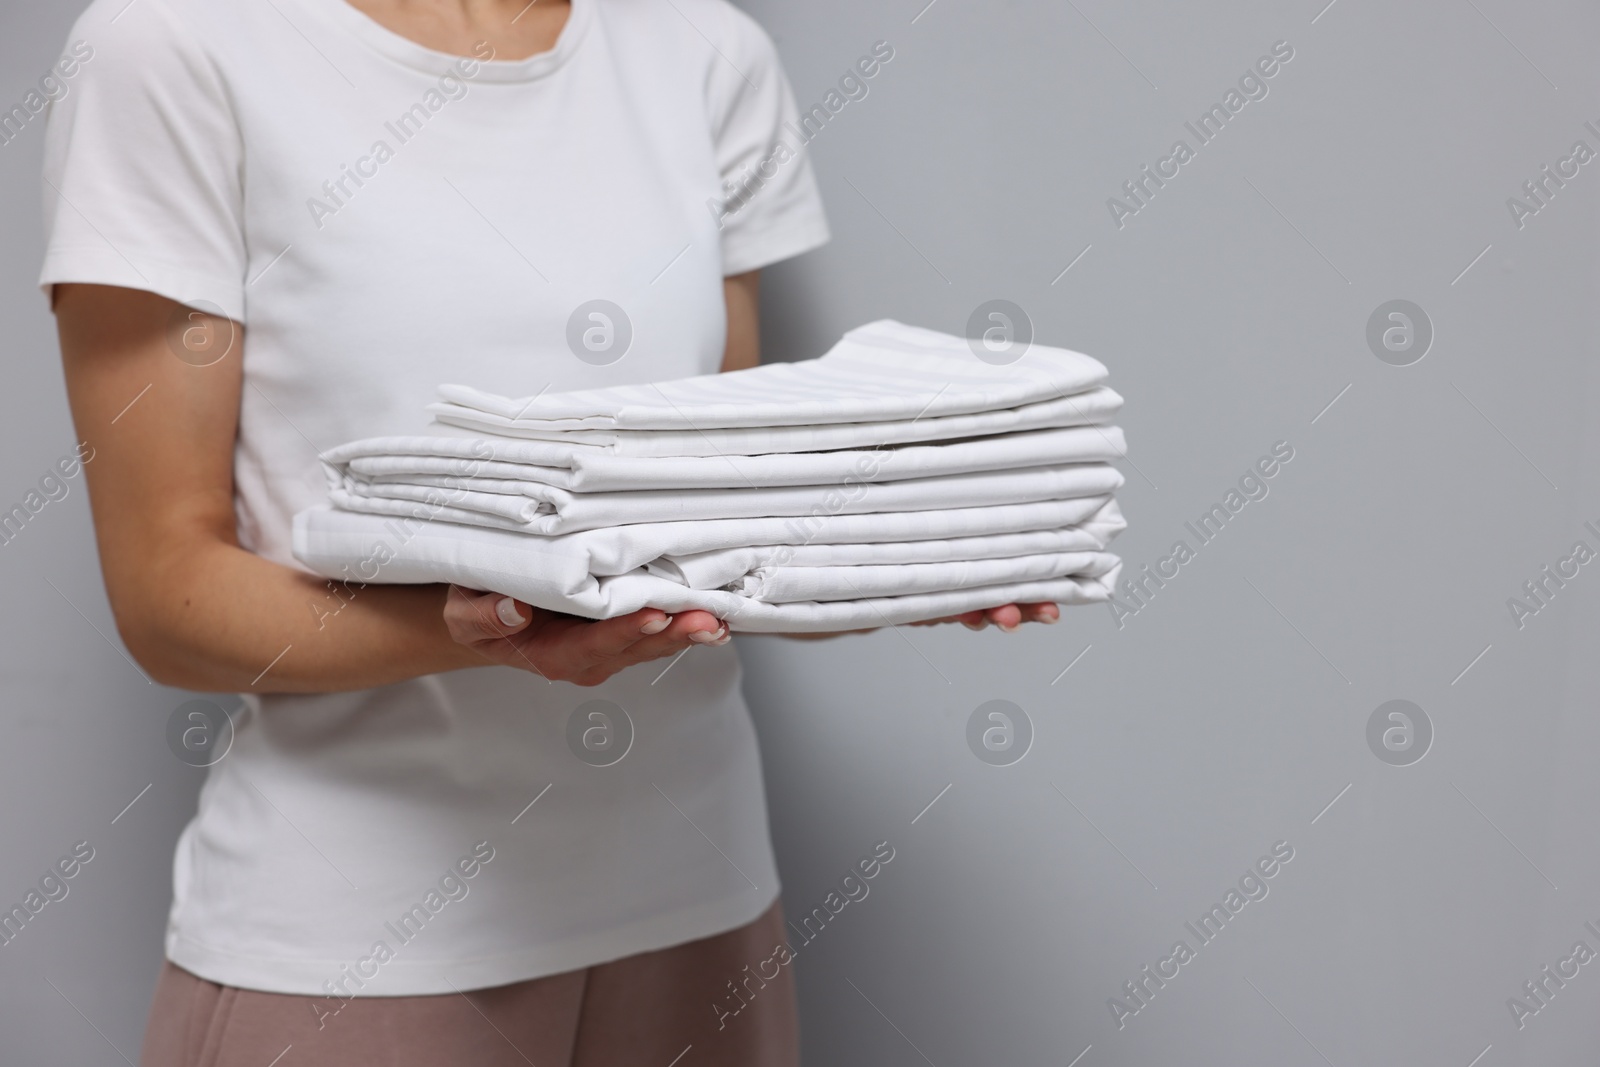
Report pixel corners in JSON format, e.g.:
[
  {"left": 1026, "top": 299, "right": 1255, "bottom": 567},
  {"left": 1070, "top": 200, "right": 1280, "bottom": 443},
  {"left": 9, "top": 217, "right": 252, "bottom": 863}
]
[
  {"left": 297, "top": 497, "right": 1123, "bottom": 582},
  {"left": 428, "top": 387, "right": 1124, "bottom": 457},
  {"left": 292, "top": 507, "right": 1123, "bottom": 631},
  {"left": 724, "top": 550, "right": 1121, "bottom": 604},
  {"left": 328, "top": 462, "right": 1126, "bottom": 535},
  {"left": 325, "top": 424, "right": 1126, "bottom": 492},
  {"left": 651, "top": 519, "right": 1125, "bottom": 590}
]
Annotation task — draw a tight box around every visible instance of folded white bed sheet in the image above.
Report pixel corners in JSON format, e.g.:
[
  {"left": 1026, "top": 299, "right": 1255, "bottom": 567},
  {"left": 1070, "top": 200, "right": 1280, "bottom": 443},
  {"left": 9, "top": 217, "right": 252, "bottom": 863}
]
[
  {"left": 713, "top": 551, "right": 1119, "bottom": 604},
  {"left": 329, "top": 462, "right": 1126, "bottom": 535},
  {"left": 431, "top": 319, "right": 1108, "bottom": 432},
  {"left": 300, "top": 495, "right": 1121, "bottom": 576},
  {"left": 428, "top": 388, "right": 1124, "bottom": 458},
  {"left": 292, "top": 504, "right": 1125, "bottom": 631},
  {"left": 324, "top": 424, "right": 1127, "bottom": 493},
  {"left": 299, "top": 319, "right": 1128, "bottom": 626},
  {"left": 652, "top": 520, "right": 1124, "bottom": 590}
]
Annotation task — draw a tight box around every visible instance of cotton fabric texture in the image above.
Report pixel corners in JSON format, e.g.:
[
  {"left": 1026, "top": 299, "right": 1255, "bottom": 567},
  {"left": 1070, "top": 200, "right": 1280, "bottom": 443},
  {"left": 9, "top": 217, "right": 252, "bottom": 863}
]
[{"left": 40, "top": 0, "right": 827, "bottom": 995}]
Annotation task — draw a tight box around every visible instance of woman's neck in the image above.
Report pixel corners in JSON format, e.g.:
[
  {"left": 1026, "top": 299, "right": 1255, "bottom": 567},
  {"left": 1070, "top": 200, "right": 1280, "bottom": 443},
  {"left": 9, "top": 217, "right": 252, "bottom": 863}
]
[{"left": 342, "top": 0, "right": 573, "bottom": 61}]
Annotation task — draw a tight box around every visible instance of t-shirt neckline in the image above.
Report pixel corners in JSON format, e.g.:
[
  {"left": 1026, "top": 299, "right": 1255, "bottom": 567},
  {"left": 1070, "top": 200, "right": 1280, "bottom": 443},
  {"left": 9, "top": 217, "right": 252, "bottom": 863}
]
[{"left": 316, "top": 0, "right": 593, "bottom": 82}]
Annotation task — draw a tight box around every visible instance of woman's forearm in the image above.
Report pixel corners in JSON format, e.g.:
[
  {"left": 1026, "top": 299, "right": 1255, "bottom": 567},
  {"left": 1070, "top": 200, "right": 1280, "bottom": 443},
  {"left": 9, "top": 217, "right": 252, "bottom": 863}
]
[
  {"left": 54, "top": 284, "right": 488, "bottom": 694},
  {"left": 122, "top": 534, "right": 483, "bottom": 693},
  {"left": 59, "top": 283, "right": 726, "bottom": 696}
]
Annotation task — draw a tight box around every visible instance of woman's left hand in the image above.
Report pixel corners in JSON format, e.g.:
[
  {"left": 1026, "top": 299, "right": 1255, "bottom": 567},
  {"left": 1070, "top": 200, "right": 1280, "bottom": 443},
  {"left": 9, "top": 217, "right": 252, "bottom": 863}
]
[
  {"left": 907, "top": 601, "right": 1060, "bottom": 632},
  {"left": 781, "top": 601, "right": 1060, "bottom": 639}
]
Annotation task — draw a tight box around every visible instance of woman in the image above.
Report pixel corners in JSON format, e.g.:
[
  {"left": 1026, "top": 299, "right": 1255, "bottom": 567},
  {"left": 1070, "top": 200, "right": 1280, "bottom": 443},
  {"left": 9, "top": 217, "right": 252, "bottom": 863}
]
[{"left": 43, "top": 0, "right": 1057, "bottom": 1062}]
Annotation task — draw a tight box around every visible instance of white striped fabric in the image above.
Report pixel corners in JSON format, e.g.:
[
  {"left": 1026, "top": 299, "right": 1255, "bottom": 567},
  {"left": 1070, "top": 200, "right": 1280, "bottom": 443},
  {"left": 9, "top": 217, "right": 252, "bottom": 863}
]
[
  {"left": 725, "top": 551, "right": 1121, "bottom": 604},
  {"left": 298, "top": 497, "right": 1123, "bottom": 582},
  {"left": 652, "top": 520, "right": 1125, "bottom": 590},
  {"left": 329, "top": 462, "right": 1125, "bottom": 535},
  {"left": 324, "top": 425, "right": 1127, "bottom": 493},
  {"left": 427, "top": 388, "right": 1124, "bottom": 458},
  {"left": 432, "top": 320, "right": 1108, "bottom": 431}
]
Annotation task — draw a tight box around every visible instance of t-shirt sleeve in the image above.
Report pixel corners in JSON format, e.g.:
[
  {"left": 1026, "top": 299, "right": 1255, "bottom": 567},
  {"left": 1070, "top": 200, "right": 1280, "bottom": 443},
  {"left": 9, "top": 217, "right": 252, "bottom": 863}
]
[
  {"left": 38, "top": 0, "right": 247, "bottom": 323},
  {"left": 703, "top": 6, "right": 829, "bottom": 276}
]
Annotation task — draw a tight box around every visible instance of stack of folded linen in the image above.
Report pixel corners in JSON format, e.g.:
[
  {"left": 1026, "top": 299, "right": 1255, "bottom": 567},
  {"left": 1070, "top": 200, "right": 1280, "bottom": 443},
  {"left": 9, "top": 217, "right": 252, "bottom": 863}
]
[{"left": 292, "top": 320, "right": 1129, "bottom": 632}]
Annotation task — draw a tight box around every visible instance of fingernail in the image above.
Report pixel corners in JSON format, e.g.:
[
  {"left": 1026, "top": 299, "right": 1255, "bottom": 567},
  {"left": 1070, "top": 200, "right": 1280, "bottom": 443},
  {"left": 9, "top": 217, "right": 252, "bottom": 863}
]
[
  {"left": 963, "top": 621, "right": 985, "bottom": 631},
  {"left": 495, "top": 597, "right": 526, "bottom": 627},
  {"left": 1038, "top": 610, "right": 1060, "bottom": 624},
  {"left": 998, "top": 622, "right": 1020, "bottom": 633},
  {"left": 640, "top": 616, "right": 672, "bottom": 635},
  {"left": 689, "top": 626, "right": 726, "bottom": 645},
  {"left": 712, "top": 630, "right": 732, "bottom": 646}
]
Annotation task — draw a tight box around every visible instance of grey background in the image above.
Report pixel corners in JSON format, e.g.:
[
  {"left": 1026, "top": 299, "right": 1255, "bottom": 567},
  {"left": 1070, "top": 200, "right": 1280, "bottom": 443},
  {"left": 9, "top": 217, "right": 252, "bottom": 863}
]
[{"left": 3, "top": 0, "right": 1598, "bottom": 1064}]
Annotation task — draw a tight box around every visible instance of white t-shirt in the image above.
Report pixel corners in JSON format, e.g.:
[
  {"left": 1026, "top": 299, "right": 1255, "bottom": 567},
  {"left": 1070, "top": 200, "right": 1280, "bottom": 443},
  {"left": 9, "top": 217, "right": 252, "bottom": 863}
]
[{"left": 40, "top": 0, "right": 828, "bottom": 995}]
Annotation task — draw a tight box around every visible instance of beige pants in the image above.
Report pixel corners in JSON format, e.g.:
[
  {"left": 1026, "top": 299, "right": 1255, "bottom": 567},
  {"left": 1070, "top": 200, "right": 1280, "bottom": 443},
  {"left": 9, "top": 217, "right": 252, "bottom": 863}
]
[{"left": 138, "top": 901, "right": 797, "bottom": 1067}]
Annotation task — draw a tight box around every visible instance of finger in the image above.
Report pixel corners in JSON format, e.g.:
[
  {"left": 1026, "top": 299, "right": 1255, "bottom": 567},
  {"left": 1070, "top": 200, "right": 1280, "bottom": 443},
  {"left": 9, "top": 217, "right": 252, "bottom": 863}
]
[
  {"left": 1022, "top": 602, "right": 1060, "bottom": 624},
  {"left": 560, "top": 608, "right": 725, "bottom": 673},
  {"left": 985, "top": 603, "right": 1024, "bottom": 631},
  {"left": 553, "top": 610, "right": 729, "bottom": 685},
  {"left": 446, "top": 587, "right": 533, "bottom": 642},
  {"left": 636, "top": 608, "right": 673, "bottom": 636},
  {"left": 537, "top": 608, "right": 676, "bottom": 664},
  {"left": 610, "top": 612, "right": 732, "bottom": 675},
  {"left": 624, "top": 610, "right": 727, "bottom": 660},
  {"left": 681, "top": 610, "right": 729, "bottom": 645}
]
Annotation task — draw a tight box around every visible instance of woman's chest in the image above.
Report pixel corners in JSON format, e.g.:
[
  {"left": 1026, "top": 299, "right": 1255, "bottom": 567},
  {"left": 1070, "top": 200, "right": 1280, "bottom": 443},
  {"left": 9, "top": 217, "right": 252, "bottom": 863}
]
[{"left": 227, "top": 54, "right": 730, "bottom": 403}]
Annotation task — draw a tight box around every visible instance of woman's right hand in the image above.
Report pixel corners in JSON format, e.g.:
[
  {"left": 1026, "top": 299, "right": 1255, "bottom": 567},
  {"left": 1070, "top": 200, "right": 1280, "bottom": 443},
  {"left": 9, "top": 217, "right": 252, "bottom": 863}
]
[{"left": 444, "top": 587, "right": 729, "bottom": 686}]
